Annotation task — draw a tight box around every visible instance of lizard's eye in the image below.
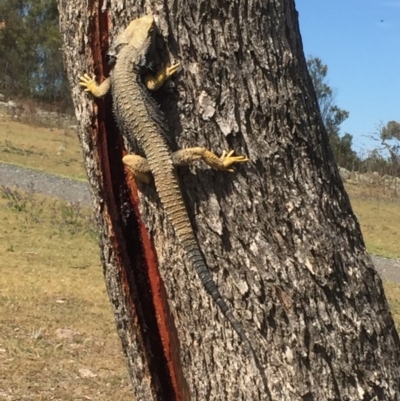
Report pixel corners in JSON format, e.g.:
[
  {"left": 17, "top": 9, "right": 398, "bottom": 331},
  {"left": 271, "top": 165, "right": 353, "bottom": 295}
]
[{"left": 107, "top": 54, "right": 117, "bottom": 67}]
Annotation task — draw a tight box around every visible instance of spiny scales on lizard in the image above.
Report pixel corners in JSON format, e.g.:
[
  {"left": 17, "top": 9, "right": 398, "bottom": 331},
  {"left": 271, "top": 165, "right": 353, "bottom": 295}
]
[{"left": 79, "top": 14, "right": 256, "bottom": 364}]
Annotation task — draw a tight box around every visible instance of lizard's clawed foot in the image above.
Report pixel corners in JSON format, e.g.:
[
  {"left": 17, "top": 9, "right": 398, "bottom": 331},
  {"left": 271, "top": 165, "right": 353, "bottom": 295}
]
[
  {"left": 145, "top": 62, "right": 181, "bottom": 91},
  {"left": 79, "top": 74, "right": 97, "bottom": 94},
  {"left": 79, "top": 74, "right": 111, "bottom": 97},
  {"left": 220, "top": 150, "right": 249, "bottom": 172},
  {"left": 164, "top": 62, "right": 181, "bottom": 79}
]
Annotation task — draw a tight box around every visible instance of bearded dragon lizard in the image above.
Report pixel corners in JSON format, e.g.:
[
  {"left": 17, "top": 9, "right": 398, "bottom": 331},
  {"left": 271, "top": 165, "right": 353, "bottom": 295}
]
[{"left": 79, "top": 15, "right": 255, "bottom": 363}]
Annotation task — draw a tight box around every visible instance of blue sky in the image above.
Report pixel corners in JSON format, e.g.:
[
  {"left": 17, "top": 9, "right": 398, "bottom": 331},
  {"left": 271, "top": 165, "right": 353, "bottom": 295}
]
[{"left": 296, "top": 0, "right": 400, "bottom": 156}]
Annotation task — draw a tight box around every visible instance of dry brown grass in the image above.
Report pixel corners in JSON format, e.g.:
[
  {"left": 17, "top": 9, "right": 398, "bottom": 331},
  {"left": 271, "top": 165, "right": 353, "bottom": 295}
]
[
  {"left": 1, "top": 185, "right": 399, "bottom": 400},
  {"left": 0, "top": 188, "right": 133, "bottom": 400},
  {"left": 345, "top": 182, "right": 400, "bottom": 329},
  {"left": 1, "top": 117, "right": 400, "bottom": 398},
  {"left": 345, "top": 182, "right": 400, "bottom": 259},
  {"left": 0, "top": 118, "right": 86, "bottom": 180},
  {"left": 383, "top": 281, "right": 400, "bottom": 333}
]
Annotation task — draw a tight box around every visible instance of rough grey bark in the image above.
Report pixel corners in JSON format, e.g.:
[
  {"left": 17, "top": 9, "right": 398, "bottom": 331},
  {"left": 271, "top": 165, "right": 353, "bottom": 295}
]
[{"left": 58, "top": 0, "right": 400, "bottom": 400}]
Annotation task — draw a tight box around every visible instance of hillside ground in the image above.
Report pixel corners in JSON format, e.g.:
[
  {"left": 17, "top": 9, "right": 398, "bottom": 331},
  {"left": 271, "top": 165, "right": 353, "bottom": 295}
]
[{"left": 1, "top": 118, "right": 399, "bottom": 399}]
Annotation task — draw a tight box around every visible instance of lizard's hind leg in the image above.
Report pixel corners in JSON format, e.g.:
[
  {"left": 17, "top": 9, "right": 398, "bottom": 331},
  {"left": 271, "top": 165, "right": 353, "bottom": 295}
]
[
  {"left": 122, "top": 155, "right": 152, "bottom": 183},
  {"left": 172, "top": 147, "right": 248, "bottom": 172},
  {"left": 123, "top": 147, "right": 248, "bottom": 183}
]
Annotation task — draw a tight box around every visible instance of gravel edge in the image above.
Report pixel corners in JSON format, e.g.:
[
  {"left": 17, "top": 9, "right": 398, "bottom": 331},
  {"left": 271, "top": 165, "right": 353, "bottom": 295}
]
[{"left": 0, "top": 162, "right": 91, "bottom": 205}]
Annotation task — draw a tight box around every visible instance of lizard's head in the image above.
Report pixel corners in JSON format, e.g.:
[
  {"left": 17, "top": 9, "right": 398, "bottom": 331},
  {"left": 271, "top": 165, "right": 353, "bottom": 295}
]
[
  {"left": 108, "top": 15, "right": 155, "bottom": 66},
  {"left": 127, "top": 15, "right": 155, "bottom": 52}
]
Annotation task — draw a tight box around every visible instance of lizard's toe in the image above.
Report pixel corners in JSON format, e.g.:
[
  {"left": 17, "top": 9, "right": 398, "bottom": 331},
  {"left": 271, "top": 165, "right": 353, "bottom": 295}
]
[
  {"left": 166, "top": 62, "right": 181, "bottom": 77},
  {"left": 220, "top": 150, "right": 249, "bottom": 171}
]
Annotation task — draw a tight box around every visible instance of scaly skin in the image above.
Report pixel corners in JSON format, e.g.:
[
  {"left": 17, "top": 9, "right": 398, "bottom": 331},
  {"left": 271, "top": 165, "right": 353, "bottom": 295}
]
[{"left": 80, "top": 15, "right": 255, "bottom": 364}]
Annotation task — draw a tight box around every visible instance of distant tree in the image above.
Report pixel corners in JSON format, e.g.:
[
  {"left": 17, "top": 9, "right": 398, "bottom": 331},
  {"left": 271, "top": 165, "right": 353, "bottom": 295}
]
[
  {"left": 380, "top": 121, "right": 400, "bottom": 176},
  {"left": 0, "top": 0, "right": 71, "bottom": 110},
  {"left": 363, "top": 121, "right": 400, "bottom": 176},
  {"left": 360, "top": 149, "right": 390, "bottom": 175},
  {"left": 330, "top": 132, "right": 360, "bottom": 171},
  {"left": 307, "top": 56, "right": 359, "bottom": 169}
]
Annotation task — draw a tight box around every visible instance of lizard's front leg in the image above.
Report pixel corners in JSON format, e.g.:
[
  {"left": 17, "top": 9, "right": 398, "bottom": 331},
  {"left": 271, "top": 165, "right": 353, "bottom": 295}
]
[
  {"left": 79, "top": 74, "right": 111, "bottom": 98},
  {"left": 144, "top": 63, "right": 181, "bottom": 91}
]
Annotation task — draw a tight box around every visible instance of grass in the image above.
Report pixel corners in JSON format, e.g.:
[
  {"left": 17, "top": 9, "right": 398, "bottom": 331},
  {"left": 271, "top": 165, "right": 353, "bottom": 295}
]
[
  {"left": 384, "top": 281, "right": 400, "bottom": 333},
  {"left": 345, "top": 181, "right": 400, "bottom": 259},
  {"left": 0, "top": 118, "right": 86, "bottom": 180},
  {"left": 0, "top": 187, "right": 133, "bottom": 400},
  {"left": 1, "top": 118, "right": 400, "bottom": 398},
  {"left": 0, "top": 118, "right": 399, "bottom": 259}
]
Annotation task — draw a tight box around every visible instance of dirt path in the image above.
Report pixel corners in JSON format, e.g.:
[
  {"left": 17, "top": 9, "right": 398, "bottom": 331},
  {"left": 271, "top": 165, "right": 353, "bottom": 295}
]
[{"left": 1, "top": 162, "right": 399, "bottom": 284}]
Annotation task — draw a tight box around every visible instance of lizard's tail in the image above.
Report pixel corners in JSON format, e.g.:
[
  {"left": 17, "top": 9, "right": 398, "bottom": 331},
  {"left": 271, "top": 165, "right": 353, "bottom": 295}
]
[
  {"left": 134, "top": 123, "right": 256, "bottom": 362},
  {"left": 183, "top": 242, "right": 256, "bottom": 363},
  {"left": 148, "top": 158, "right": 256, "bottom": 362}
]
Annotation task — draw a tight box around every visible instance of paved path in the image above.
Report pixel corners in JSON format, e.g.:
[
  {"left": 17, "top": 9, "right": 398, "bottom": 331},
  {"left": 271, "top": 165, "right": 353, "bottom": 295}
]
[{"left": 0, "top": 162, "right": 399, "bottom": 284}]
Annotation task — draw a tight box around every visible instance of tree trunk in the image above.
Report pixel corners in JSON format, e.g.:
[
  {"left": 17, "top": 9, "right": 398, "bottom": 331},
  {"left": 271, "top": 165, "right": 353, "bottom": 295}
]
[{"left": 58, "top": 0, "right": 400, "bottom": 400}]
